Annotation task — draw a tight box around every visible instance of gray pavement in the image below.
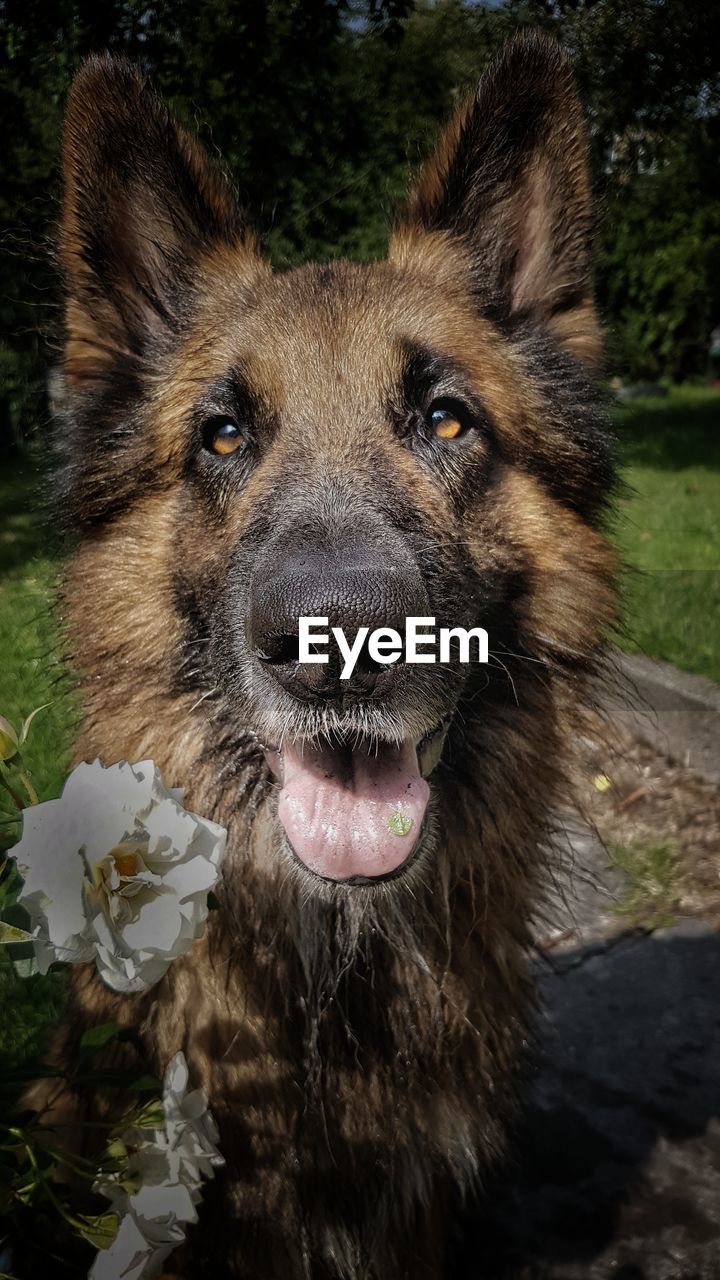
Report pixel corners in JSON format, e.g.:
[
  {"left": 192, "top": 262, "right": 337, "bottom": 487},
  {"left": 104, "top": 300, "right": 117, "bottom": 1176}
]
[
  {"left": 455, "top": 809, "right": 720, "bottom": 1279},
  {"left": 606, "top": 653, "right": 720, "bottom": 786},
  {"left": 453, "top": 649, "right": 720, "bottom": 1277}
]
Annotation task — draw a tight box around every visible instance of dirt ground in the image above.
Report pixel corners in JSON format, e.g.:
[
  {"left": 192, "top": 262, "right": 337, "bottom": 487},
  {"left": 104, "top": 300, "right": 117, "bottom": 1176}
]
[{"left": 570, "top": 713, "right": 720, "bottom": 929}]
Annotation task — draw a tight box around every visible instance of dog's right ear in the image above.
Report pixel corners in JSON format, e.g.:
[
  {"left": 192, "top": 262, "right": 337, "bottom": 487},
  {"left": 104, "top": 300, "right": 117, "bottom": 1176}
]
[
  {"left": 61, "top": 56, "right": 262, "bottom": 388},
  {"left": 390, "top": 34, "right": 601, "bottom": 369}
]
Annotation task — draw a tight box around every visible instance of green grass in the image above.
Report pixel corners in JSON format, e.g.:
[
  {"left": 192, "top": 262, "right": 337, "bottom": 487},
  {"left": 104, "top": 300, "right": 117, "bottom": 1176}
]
[
  {"left": 612, "top": 387, "right": 720, "bottom": 680},
  {"left": 0, "top": 457, "right": 72, "bottom": 1083},
  {"left": 0, "top": 458, "right": 73, "bottom": 800},
  {"left": 609, "top": 840, "right": 679, "bottom": 931}
]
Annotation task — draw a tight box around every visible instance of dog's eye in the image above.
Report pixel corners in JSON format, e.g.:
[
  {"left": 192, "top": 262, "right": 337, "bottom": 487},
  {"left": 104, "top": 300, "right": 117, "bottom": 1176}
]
[
  {"left": 427, "top": 401, "right": 470, "bottom": 441},
  {"left": 204, "top": 417, "right": 244, "bottom": 456}
]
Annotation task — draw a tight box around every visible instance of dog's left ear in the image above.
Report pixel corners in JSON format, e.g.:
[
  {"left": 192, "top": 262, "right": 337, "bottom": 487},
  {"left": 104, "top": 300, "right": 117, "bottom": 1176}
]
[{"left": 390, "top": 33, "right": 600, "bottom": 368}]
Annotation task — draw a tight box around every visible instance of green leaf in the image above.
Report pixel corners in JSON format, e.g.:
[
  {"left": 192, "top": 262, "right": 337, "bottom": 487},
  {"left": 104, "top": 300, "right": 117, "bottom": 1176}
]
[
  {"left": 1, "top": 901, "right": 31, "bottom": 930},
  {"left": 18, "top": 703, "right": 52, "bottom": 750},
  {"left": 0, "top": 765, "right": 24, "bottom": 814},
  {"left": 79, "top": 1023, "right": 125, "bottom": 1051},
  {"left": 0, "top": 921, "right": 34, "bottom": 944},
  {"left": 74, "top": 1210, "right": 119, "bottom": 1250},
  {"left": 130, "top": 1103, "right": 164, "bottom": 1129},
  {"left": 1, "top": 904, "right": 40, "bottom": 976},
  {"left": 74, "top": 1068, "right": 160, "bottom": 1092},
  {"left": 0, "top": 716, "right": 19, "bottom": 762},
  {"left": 127, "top": 1074, "right": 162, "bottom": 1093}
]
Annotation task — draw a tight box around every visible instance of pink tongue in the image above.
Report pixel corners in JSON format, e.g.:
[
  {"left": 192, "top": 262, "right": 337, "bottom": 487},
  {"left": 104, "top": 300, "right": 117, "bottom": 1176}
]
[{"left": 276, "top": 738, "right": 429, "bottom": 881}]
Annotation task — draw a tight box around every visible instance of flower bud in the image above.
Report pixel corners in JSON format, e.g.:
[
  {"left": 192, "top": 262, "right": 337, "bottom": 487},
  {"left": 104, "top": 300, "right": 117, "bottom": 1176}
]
[{"left": 0, "top": 716, "right": 19, "bottom": 762}]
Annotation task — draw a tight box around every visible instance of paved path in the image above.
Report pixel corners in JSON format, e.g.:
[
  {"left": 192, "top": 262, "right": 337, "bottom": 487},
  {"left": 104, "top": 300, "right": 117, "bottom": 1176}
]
[
  {"left": 456, "top": 822, "right": 720, "bottom": 1279},
  {"left": 607, "top": 653, "right": 720, "bottom": 786}
]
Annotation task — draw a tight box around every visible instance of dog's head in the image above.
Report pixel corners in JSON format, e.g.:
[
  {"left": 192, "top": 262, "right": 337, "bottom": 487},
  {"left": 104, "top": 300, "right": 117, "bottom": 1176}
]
[{"left": 58, "top": 35, "right": 615, "bottom": 891}]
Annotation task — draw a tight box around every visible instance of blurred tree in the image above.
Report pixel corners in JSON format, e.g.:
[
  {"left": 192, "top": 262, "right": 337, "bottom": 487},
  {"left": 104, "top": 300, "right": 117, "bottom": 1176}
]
[
  {"left": 0, "top": 0, "right": 422, "bottom": 451},
  {"left": 1, "top": 0, "right": 719, "bottom": 451},
  {"left": 524, "top": 0, "right": 720, "bottom": 380}
]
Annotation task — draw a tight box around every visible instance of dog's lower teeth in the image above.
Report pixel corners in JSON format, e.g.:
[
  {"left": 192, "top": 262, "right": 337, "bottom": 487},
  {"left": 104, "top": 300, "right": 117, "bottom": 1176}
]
[{"left": 418, "top": 730, "right": 444, "bottom": 778}]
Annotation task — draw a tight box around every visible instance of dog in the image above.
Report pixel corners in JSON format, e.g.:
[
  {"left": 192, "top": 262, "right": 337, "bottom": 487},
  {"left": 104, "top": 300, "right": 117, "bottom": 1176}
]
[{"left": 46, "top": 31, "right": 616, "bottom": 1278}]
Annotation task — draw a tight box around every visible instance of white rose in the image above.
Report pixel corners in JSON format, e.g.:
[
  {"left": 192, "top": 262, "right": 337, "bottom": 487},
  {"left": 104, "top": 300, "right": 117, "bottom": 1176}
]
[
  {"left": 159, "top": 1053, "right": 224, "bottom": 1183},
  {"left": 88, "top": 1211, "right": 174, "bottom": 1280},
  {"left": 11, "top": 759, "right": 226, "bottom": 993},
  {"left": 91, "top": 1053, "right": 223, "bottom": 1279}
]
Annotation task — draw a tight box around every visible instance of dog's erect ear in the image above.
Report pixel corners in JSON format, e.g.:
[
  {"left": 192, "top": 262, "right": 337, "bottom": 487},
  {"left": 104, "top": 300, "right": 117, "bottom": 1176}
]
[
  {"left": 391, "top": 33, "right": 600, "bottom": 367},
  {"left": 61, "top": 55, "right": 258, "bottom": 387}
]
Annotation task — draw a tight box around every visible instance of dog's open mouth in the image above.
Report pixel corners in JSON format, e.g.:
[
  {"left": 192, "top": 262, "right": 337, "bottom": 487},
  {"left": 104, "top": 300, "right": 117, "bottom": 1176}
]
[{"left": 263, "top": 725, "right": 446, "bottom": 883}]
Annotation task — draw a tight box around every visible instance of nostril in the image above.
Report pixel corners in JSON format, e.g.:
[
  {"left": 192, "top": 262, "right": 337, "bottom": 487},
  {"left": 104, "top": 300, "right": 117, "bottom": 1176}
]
[
  {"left": 353, "top": 637, "right": 391, "bottom": 677},
  {"left": 256, "top": 633, "right": 301, "bottom": 665}
]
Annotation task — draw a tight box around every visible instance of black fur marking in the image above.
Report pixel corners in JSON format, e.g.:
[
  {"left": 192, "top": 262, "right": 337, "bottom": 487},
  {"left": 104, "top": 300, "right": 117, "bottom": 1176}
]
[
  {"left": 394, "top": 340, "right": 495, "bottom": 443},
  {"left": 509, "top": 320, "right": 616, "bottom": 521},
  {"left": 185, "top": 369, "right": 267, "bottom": 464},
  {"left": 185, "top": 366, "right": 278, "bottom": 516},
  {"left": 171, "top": 571, "right": 214, "bottom": 697},
  {"left": 426, "top": 83, "right": 546, "bottom": 244},
  {"left": 54, "top": 384, "right": 170, "bottom": 535},
  {"left": 392, "top": 339, "right": 499, "bottom": 512}
]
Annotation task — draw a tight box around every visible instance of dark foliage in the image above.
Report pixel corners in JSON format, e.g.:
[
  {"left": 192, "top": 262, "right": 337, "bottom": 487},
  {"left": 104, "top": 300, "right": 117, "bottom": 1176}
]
[{"left": 1, "top": 0, "right": 719, "bottom": 451}]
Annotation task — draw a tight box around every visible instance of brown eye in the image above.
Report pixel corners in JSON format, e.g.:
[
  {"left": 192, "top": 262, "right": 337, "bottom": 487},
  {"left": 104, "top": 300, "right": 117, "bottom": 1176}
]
[
  {"left": 205, "top": 417, "right": 243, "bottom": 456},
  {"left": 427, "top": 401, "right": 470, "bottom": 441}
]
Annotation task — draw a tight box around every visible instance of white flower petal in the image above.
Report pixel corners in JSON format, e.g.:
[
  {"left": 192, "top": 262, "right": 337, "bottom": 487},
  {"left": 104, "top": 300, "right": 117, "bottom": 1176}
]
[
  {"left": 15, "top": 804, "right": 88, "bottom": 946},
  {"left": 8, "top": 758, "right": 226, "bottom": 992},
  {"left": 162, "top": 853, "right": 221, "bottom": 900},
  {"left": 92, "top": 1053, "right": 223, "bottom": 1280},
  {"left": 143, "top": 801, "right": 195, "bottom": 854},
  {"left": 165, "top": 1053, "right": 189, "bottom": 1097},
  {"left": 120, "top": 892, "right": 184, "bottom": 956},
  {"left": 131, "top": 1181, "right": 198, "bottom": 1230},
  {"left": 89, "top": 1212, "right": 163, "bottom": 1280}
]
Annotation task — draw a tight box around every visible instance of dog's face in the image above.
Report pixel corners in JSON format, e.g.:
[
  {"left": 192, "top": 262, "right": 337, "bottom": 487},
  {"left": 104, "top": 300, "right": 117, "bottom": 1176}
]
[{"left": 59, "top": 37, "right": 615, "bottom": 890}]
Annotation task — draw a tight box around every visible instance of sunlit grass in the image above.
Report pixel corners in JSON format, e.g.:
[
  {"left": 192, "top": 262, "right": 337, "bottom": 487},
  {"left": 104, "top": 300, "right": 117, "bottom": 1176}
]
[
  {"left": 612, "top": 387, "right": 720, "bottom": 680},
  {"left": 609, "top": 840, "right": 679, "bottom": 931},
  {"left": 0, "top": 458, "right": 71, "bottom": 1080},
  {"left": 0, "top": 457, "right": 73, "bottom": 800}
]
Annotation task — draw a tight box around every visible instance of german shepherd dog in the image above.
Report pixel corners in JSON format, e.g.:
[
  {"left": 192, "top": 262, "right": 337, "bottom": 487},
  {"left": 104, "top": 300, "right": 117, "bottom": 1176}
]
[{"left": 49, "top": 31, "right": 615, "bottom": 1279}]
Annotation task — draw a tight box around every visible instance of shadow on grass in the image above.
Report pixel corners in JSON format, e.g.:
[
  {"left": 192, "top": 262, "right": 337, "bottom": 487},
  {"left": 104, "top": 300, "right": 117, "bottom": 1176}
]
[
  {"left": 0, "top": 952, "right": 67, "bottom": 1107},
  {"left": 0, "top": 455, "right": 55, "bottom": 579},
  {"left": 616, "top": 390, "right": 720, "bottom": 471}
]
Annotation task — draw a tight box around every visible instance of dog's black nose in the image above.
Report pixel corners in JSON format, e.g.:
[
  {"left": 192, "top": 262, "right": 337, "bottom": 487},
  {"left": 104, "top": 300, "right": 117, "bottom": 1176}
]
[{"left": 248, "top": 532, "right": 428, "bottom": 701}]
